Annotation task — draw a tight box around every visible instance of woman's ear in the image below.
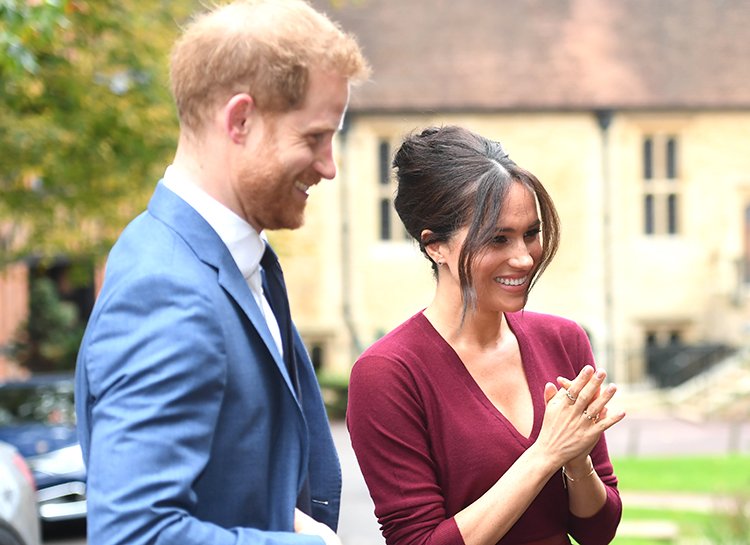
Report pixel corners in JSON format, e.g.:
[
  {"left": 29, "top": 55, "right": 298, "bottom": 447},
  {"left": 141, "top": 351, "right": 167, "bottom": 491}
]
[
  {"left": 224, "top": 93, "right": 255, "bottom": 144},
  {"left": 421, "top": 229, "right": 445, "bottom": 266}
]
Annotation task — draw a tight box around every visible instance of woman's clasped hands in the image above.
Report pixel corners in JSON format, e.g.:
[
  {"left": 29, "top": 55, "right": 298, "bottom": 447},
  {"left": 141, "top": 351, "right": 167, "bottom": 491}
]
[{"left": 537, "top": 365, "right": 626, "bottom": 473}]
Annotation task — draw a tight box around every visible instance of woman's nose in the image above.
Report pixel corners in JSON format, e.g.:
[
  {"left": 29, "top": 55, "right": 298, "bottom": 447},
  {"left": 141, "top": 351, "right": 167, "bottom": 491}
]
[{"left": 509, "top": 244, "right": 534, "bottom": 268}]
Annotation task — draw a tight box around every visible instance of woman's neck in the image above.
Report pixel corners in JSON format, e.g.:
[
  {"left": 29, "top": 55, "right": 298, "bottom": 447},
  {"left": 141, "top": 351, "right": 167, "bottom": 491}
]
[{"left": 423, "top": 293, "right": 509, "bottom": 352}]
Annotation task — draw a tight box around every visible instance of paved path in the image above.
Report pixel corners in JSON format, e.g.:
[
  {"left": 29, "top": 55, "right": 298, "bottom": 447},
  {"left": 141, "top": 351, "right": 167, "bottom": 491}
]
[
  {"left": 603, "top": 414, "right": 750, "bottom": 458},
  {"left": 333, "top": 422, "right": 385, "bottom": 545}
]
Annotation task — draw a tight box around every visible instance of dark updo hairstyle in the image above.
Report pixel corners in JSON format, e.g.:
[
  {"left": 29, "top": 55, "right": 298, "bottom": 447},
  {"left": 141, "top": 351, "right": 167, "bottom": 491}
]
[{"left": 393, "top": 125, "right": 560, "bottom": 318}]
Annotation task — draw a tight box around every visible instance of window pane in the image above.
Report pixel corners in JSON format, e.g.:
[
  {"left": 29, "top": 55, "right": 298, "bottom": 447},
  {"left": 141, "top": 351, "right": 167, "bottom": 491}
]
[
  {"left": 666, "top": 137, "right": 678, "bottom": 179},
  {"left": 644, "top": 194, "right": 654, "bottom": 234},
  {"left": 667, "top": 193, "right": 678, "bottom": 234},
  {"left": 643, "top": 137, "right": 653, "bottom": 180},
  {"left": 380, "top": 198, "right": 391, "bottom": 240},
  {"left": 378, "top": 140, "right": 391, "bottom": 185}
]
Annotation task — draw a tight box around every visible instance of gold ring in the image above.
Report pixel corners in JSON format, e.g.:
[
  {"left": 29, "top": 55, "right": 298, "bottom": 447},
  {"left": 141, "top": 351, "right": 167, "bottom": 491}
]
[{"left": 583, "top": 410, "right": 599, "bottom": 422}]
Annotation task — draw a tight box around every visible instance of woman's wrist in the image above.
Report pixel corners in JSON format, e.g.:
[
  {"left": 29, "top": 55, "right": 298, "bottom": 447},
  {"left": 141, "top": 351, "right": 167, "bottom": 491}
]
[
  {"left": 562, "top": 456, "right": 595, "bottom": 483},
  {"left": 524, "top": 442, "right": 567, "bottom": 479}
]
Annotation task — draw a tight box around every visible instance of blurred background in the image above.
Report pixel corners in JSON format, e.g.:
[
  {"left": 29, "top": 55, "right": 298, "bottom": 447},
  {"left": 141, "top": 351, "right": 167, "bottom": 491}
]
[{"left": 1, "top": 1, "right": 749, "bottom": 544}]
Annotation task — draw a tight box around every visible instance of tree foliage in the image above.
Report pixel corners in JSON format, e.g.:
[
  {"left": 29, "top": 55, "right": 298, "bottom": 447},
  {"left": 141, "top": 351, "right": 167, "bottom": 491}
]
[
  {"left": 0, "top": 0, "right": 194, "bottom": 264},
  {"left": 0, "top": 0, "right": 68, "bottom": 76}
]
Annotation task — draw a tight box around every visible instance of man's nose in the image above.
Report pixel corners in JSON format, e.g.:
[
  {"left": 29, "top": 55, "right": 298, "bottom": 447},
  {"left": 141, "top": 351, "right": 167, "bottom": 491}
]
[{"left": 315, "top": 143, "right": 337, "bottom": 180}]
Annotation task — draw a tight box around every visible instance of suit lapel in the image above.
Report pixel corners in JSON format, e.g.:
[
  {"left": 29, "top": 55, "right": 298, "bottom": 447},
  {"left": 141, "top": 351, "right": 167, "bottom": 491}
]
[{"left": 147, "top": 182, "right": 301, "bottom": 401}]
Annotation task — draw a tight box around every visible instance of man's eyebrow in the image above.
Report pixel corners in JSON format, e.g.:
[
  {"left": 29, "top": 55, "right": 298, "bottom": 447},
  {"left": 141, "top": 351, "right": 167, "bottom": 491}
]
[{"left": 306, "top": 122, "right": 338, "bottom": 133}]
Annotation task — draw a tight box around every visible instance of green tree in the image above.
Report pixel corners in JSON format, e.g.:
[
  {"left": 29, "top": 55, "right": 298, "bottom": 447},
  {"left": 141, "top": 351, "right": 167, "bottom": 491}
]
[
  {"left": 0, "top": 0, "right": 68, "bottom": 76},
  {"left": 0, "top": 0, "right": 193, "bottom": 264}
]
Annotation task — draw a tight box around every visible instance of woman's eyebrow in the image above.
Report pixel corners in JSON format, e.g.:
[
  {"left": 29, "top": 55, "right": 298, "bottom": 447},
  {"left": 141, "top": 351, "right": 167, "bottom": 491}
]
[{"left": 494, "top": 220, "right": 542, "bottom": 233}]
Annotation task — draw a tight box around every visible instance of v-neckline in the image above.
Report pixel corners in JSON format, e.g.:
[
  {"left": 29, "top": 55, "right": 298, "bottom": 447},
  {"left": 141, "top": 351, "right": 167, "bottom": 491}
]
[{"left": 417, "top": 311, "right": 542, "bottom": 444}]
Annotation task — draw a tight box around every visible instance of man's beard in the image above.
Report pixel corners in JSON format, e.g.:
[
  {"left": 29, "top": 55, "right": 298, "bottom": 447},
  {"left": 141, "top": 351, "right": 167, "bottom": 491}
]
[{"left": 237, "top": 154, "right": 306, "bottom": 231}]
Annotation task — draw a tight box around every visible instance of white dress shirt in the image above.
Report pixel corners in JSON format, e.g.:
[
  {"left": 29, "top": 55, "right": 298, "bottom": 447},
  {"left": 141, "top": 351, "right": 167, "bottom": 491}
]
[{"left": 161, "top": 164, "right": 283, "bottom": 358}]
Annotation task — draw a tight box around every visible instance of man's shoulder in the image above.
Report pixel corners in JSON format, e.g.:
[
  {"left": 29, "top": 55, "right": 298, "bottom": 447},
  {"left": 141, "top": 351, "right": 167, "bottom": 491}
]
[
  {"left": 100, "top": 208, "right": 217, "bottom": 304},
  {"left": 110, "top": 211, "right": 185, "bottom": 264}
]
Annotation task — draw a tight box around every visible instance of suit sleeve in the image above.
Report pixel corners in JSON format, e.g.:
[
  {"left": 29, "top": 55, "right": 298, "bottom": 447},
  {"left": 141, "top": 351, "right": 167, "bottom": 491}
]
[{"left": 79, "top": 271, "right": 324, "bottom": 545}]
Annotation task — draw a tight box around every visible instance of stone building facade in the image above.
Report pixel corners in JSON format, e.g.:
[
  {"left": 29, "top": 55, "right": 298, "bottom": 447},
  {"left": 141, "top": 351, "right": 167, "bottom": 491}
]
[{"left": 4, "top": 0, "right": 750, "bottom": 387}]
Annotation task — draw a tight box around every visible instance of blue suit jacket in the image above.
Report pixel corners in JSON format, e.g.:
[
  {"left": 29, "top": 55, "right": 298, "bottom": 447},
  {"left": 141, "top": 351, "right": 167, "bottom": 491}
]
[{"left": 75, "top": 182, "right": 341, "bottom": 545}]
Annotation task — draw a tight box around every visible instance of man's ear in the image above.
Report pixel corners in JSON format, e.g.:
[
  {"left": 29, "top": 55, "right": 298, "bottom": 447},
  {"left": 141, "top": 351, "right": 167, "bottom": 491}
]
[{"left": 224, "top": 93, "right": 255, "bottom": 144}]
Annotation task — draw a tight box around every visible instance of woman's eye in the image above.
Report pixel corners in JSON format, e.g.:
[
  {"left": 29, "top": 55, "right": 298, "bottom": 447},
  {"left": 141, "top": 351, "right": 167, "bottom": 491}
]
[
  {"left": 524, "top": 228, "right": 541, "bottom": 239},
  {"left": 493, "top": 236, "right": 508, "bottom": 244}
]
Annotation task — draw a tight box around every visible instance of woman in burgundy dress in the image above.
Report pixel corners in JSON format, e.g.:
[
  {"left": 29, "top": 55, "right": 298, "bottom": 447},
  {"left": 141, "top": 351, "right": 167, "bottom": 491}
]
[{"left": 347, "top": 125, "right": 626, "bottom": 545}]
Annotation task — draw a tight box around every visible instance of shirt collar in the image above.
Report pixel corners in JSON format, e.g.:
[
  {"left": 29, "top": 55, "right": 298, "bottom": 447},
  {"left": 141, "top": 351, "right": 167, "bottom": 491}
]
[{"left": 161, "top": 164, "right": 265, "bottom": 278}]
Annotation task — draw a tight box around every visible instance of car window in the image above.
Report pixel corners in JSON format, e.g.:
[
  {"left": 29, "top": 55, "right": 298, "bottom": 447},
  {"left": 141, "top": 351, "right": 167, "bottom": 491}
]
[{"left": 0, "top": 383, "right": 76, "bottom": 427}]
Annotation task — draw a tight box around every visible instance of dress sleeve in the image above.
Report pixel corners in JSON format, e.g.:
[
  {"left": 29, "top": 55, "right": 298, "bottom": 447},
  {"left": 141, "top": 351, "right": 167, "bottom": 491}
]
[
  {"left": 566, "top": 324, "right": 623, "bottom": 545},
  {"left": 346, "top": 354, "right": 465, "bottom": 545},
  {"left": 566, "top": 435, "right": 622, "bottom": 545}
]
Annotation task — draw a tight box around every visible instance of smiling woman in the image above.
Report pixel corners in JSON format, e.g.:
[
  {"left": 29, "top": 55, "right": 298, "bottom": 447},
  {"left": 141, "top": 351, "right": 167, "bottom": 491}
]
[
  {"left": 391, "top": 126, "right": 559, "bottom": 322},
  {"left": 347, "top": 125, "right": 627, "bottom": 545},
  {"left": 424, "top": 182, "right": 544, "bottom": 324}
]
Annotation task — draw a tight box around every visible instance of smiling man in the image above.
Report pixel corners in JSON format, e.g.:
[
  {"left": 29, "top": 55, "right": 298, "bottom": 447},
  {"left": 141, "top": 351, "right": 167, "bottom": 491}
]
[{"left": 74, "top": 2, "right": 369, "bottom": 545}]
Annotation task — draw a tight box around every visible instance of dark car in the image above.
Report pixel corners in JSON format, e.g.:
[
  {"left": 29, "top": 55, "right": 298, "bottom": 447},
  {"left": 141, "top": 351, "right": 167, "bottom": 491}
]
[{"left": 0, "top": 374, "right": 86, "bottom": 525}]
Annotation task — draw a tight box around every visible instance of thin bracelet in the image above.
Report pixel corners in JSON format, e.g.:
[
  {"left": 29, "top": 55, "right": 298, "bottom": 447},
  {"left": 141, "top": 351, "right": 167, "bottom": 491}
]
[{"left": 562, "top": 460, "right": 596, "bottom": 487}]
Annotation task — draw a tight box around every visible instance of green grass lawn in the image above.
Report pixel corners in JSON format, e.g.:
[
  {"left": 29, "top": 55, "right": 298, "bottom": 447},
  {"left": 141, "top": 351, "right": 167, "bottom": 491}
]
[
  {"left": 614, "top": 455, "right": 750, "bottom": 494},
  {"left": 610, "top": 455, "right": 750, "bottom": 544}
]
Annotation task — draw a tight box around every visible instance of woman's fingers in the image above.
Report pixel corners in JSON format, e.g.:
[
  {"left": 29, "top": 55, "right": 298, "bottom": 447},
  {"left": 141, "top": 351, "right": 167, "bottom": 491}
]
[
  {"left": 543, "top": 367, "right": 626, "bottom": 459},
  {"left": 558, "top": 365, "right": 609, "bottom": 408},
  {"left": 583, "top": 383, "right": 626, "bottom": 430},
  {"left": 574, "top": 367, "right": 607, "bottom": 407},
  {"left": 544, "top": 382, "right": 558, "bottom": 404},
  {"left": 556, "top": 365, "right": 592, "bottom": 406}
]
